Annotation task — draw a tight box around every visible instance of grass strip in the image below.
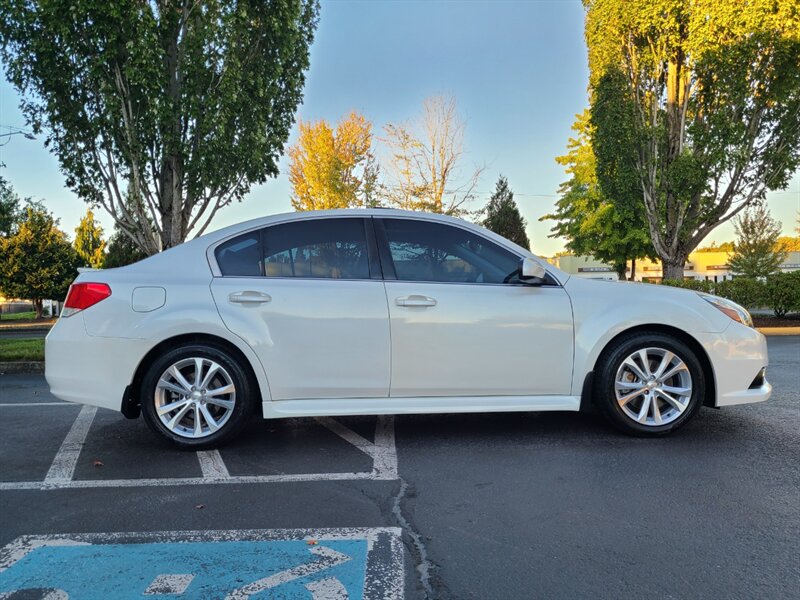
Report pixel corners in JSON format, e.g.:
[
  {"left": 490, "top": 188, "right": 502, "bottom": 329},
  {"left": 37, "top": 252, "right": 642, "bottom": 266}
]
[{"left": 0, "top": 338, "right": 45, "bottom": 361}]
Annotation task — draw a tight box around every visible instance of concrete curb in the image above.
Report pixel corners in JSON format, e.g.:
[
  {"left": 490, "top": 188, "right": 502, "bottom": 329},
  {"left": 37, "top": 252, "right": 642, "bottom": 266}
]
[
  {"left": 757, "top": 327, "right": 800, "bottom": 336},
  {"left": 0, "top": 324, "right": 53, "bottom": 332},
  {"left": 0, "top": 361, "right": 44, "bottom": 374}
]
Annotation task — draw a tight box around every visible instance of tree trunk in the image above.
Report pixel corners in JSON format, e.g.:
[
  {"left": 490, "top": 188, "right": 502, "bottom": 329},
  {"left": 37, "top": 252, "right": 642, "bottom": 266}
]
[
  {"left": 33, "top": 299, "right": 43, "bottom": 319},
  {"left": 615, "top": 264, "right": 627, "bottom": 281},
  {"left": 629, "top": 258, "right": 637, "bottom": 281},
  {"left": 662, "top": 257, "right": 687, "bottom": 281},
  {"left": 158, "top": 3, "right": 185, "bottom": 251}
]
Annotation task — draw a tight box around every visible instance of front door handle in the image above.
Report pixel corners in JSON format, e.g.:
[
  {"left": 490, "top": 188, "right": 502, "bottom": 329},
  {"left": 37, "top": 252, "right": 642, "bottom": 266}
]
[
  {"left": 229, "top": 291, "right": 272, "bottom": 304},
  {"left": 395, "top": 295, "right": 437, "bottom": 307}
]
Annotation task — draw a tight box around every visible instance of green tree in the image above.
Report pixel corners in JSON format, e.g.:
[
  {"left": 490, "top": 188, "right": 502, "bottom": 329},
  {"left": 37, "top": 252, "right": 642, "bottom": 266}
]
[
  {"left": 542, "top": 111, "right": 654, "bottom": 280},
  {"left": 585, "top": 0, "right": 800, "bottom": 280},
  {"left": 0, "top": 174, "right": 20, "bottom": 237},
  {"left": 728, "top": 205, "right": 787, "bottom": 278},
  {"left": 0, "top": 0, "right": 320, "bottom": 254},
  {"left": 104, "top": 224, "right": 149, "bottom": 268},
  {"left": 0, "top": 204, "right": 81, "bottom": 317},
  {"left": 480, "top": 176, "right": 530, "bottom": 250},
  {"left": 74, "top": 209, "right": 105, "bottom": 268}
]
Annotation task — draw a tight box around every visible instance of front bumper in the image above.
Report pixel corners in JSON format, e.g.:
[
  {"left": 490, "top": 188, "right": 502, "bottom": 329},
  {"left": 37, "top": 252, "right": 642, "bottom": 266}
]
[{"left": 700, "top": 322, "right": 771, "bottom": 407}]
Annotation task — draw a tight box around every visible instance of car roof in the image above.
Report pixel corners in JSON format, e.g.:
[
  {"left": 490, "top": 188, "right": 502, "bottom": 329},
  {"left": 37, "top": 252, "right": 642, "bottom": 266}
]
[{"left": 201, "top": 208, "right": 475, "bottom": 243}]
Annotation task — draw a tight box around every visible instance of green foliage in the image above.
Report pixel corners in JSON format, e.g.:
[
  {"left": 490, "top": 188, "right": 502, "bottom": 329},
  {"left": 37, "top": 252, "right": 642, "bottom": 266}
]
[
  {"left": 0, "top": 174, "right": 20, "bottom": 237},
  {"left": 542, "top": 110, "right": 655, "bottom": 280},
  {"left": 103, "top": 224, "right": 149, "bottom": 269},
  {"left": 74, "top": 209, "right": 105, "bottom": 268},
  {"left": 661, "top": 279, "right": 715, "bottom": 293},
  {"left": 480, "top": 176, "right": 530, "bottom": 250},
  {"left": 585, "top": 0, "right": 800, "bottom": 279},
  {"left": 661, "top": 273, "right": 800, "bottom": 313},
  {"left": 0, "top": 0, "right": 320, "bottom": 253},
  {"left": 729, "top": 205, "right": 787, "bottom": 278},
  {"left": 0, "top": 205, "right": 81, "bottom": 317},
  {"left": 765, "top": 271, "right": 800, "bottom": 317},
  {"left": 715, "top": 278, "right": 768, "bottom": 309}
]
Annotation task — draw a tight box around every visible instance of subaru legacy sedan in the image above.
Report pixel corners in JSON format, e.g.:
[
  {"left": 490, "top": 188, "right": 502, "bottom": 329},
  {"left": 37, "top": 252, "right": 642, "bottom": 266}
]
[{"left": 45, "top": 209, "right": 770, "bottom": 448}]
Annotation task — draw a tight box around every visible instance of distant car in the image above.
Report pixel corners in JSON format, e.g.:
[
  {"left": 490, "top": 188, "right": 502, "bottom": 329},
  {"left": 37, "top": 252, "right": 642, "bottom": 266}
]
[{"left": 46, "top": 209, "right": 770, "bottom": 448}]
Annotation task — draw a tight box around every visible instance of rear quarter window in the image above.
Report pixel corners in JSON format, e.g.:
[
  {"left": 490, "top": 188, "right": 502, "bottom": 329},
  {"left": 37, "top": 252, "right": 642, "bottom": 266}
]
[{"left": 215, "top": 232, "right": 262, "bottom": 277}]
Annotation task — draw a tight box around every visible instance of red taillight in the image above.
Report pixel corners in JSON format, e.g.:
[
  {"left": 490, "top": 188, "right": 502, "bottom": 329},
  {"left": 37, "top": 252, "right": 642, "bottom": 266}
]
[{"left": 62, "top": 283, "right": 112, "bottom": 317}]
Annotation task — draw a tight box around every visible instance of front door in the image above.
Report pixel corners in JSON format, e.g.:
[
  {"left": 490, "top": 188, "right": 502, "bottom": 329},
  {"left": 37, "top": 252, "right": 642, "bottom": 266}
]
[
  {"left": 377, "top": 217, "right": 574, "bottom": 397},
  {"left": 210, "top": 217, "right": 391, "bottom": 400}
]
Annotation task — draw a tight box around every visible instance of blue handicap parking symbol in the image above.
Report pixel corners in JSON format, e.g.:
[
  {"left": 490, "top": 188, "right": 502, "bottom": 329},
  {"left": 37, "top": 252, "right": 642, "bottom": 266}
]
[{"left": 0, "top": 528, "right": 402, "bottom": 600}]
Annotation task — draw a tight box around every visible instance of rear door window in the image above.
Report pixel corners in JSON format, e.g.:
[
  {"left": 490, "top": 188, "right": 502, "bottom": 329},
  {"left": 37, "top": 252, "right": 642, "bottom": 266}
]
[{"left": 263, "top": 218, "right": 371, "bottom": 279}]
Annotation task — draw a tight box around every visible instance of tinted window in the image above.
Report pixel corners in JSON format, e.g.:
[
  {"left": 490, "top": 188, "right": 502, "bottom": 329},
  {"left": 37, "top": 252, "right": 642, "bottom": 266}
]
[
  {"left": 215, "top": 232, "right": 262, "bottom": 277},
  {"left": 382, "top": 219, "right": 520, "bottom": 284},
  {"left": 263, "top": 218, "right": 370, "bottom": 279}
]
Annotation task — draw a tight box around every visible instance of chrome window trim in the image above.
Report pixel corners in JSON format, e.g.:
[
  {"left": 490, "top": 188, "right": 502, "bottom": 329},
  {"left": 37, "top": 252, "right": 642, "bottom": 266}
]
[
  {"left": 205, "top": 213, "right": 564, "bottom": 287},
  {"left": 206, "top": 215, "right": 374, "bottom": 280}
]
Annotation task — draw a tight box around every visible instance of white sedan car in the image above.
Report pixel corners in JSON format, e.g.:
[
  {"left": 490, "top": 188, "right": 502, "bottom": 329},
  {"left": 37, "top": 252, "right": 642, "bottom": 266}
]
[{"left": 46, "top": 209, "right": 770, "bottom": 448}]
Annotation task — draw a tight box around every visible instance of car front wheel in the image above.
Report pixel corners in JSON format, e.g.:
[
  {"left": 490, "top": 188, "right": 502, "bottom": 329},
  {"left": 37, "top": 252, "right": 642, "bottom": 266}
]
[
  {"left": 140, "top": 344, "right": 254, "bottom": 449},
  {"left": 593, "top": 333, "right": 705, "bottom": 436}
]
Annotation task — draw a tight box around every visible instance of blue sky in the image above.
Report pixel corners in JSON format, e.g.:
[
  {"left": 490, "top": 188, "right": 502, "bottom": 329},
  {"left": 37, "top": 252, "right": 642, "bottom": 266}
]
[{"left": 0, "top": 0, "right": 797, "bottom": 255}]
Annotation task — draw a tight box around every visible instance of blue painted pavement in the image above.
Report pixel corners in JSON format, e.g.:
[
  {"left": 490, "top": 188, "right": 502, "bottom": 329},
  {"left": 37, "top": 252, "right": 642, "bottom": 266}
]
[{"left": 0, "top": 538, "right": 369, "bottom": 599}]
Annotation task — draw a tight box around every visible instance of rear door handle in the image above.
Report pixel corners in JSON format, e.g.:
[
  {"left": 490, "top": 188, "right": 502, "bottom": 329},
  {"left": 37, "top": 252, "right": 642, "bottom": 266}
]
[
  {"left": 229, "top": 291, "right": 272, "bottom": 304},
  {"left": 395, "top": 295, "right": 437, "bottom": 307}
]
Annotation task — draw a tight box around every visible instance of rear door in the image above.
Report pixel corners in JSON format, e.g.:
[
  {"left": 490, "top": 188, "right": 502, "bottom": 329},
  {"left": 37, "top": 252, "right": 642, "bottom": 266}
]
[{"left": 210, "top": 217, "right": 391, "bottom": 400}]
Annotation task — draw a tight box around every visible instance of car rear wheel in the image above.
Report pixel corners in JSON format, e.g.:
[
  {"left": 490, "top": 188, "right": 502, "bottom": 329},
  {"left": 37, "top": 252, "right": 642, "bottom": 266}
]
[
  {"left": 140, "top": 344, "right": 254, "bottom": 449},
  {"left": 593, "top": 332, "right": 705, "bottom": 436}
]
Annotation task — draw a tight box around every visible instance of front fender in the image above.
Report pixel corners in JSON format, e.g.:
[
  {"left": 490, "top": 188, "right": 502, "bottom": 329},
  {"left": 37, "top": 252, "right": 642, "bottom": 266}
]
[{"left": 565, "top": 278, "right": 729, "bottom": 395}]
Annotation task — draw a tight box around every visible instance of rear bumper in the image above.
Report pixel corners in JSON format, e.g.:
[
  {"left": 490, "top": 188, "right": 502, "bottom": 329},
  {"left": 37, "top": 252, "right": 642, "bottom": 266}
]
[{"left": 45, "top": 315, "right": 151, "bottom": 412}]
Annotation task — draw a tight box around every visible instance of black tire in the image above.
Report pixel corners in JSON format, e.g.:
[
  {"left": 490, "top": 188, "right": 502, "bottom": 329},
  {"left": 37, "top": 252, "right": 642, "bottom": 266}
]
[
  {"left": 593, "top": 332, "right": 705, "bottom": 437},
  {"left": 140, "top": 343, "right": 255, "bottom": 449}
]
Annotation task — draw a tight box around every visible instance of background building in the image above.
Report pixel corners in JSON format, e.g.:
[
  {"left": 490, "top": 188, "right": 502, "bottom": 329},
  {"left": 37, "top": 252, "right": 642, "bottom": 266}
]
[{"left": 548, "top": 251, "right": 800, "bottom": 282}]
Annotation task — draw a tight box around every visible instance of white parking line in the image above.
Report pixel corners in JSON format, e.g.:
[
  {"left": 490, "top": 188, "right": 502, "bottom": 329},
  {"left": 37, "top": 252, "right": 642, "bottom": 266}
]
[
  {"left": 0, "top": 414, "right": 398, "bottom": 491},
  {"left": 197, "top": 450, "right": 231, "bottom": 478},
  {"left": 315, "top": 416, "right": 398, "bottom": 480},
  {"left": 0, "top": 471, "right": 376, "bottom": 491},
  {"left": 43, "top": 405, "right": 97, "bottom": 484},
  {"left": 373, "top": 415, "right": 399, "bottom": 480}
]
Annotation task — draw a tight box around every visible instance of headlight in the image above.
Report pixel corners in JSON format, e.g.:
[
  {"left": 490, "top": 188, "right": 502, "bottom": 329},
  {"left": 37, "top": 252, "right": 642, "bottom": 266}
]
[{"left": 698, "top": 292, "right": 753, "bottom": 328}]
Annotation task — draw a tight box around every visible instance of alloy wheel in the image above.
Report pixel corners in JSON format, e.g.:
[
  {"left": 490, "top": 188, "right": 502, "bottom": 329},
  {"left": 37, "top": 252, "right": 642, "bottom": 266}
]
[
  {"left": 154, "top": 357, "right": 237, "bottom": 438},
  {"left": 614, "top": 347, "right": 693, "bottom": 427}
]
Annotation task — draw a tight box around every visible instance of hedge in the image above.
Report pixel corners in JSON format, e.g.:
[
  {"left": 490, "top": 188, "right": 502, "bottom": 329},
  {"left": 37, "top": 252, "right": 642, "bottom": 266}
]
[{"left": 661, "top": 271, "right": 800, "bottom": 317}]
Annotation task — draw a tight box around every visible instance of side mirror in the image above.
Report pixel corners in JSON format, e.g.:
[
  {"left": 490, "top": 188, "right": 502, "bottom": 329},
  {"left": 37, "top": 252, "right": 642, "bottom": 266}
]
[{"left": 520, "top": 257, "right": 546, "bottom": 282}]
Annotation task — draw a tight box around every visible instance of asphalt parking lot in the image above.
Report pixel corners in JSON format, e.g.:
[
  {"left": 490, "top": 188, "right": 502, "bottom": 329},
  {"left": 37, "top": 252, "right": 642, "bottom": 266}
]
[{"left": 0, "top": 336, "right": 798, "bottom": 599}]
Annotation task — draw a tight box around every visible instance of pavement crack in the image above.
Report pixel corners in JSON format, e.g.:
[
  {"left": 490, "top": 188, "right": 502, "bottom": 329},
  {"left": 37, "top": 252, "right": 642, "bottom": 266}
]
[{"left": 392, "top": 477, "right": 436, "bottom": 600}]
